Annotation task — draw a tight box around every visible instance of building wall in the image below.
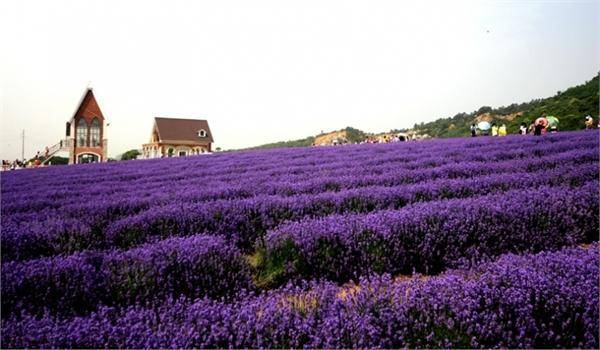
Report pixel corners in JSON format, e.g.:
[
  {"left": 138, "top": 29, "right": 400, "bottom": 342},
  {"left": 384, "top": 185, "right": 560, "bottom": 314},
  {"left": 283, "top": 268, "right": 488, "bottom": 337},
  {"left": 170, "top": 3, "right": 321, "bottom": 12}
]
[{"left": 142, "top": 142, "right": 212, "bottom": 158}]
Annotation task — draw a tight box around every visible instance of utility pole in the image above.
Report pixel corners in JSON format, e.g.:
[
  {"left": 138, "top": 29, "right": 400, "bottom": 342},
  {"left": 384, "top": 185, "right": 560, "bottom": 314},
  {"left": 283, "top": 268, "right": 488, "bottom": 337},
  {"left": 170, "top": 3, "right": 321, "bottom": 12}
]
[{"left": 21, "top": 129, "right": 25, "bottom": 161}]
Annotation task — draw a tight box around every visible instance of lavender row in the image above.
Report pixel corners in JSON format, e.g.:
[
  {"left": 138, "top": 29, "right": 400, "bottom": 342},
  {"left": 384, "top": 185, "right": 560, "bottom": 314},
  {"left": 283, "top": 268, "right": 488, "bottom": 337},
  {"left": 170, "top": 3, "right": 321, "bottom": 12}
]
[
  {"left": 2, "top": 184, "right": 597, "bottom": 319},
  {"left": 258, "top": 183, "right": 599, "bottom": 286},
  {"left": 5, "top": 182, "right": 595, "bottom": 317},
  {"left": 2, "top": 131, "right": 585, "bottom": 189},
  {"left": 4, "top": 148, "right": 595, "bottom": 255},
  {"left": 3, "top": 162, "right": 595, "bottom": 262},
  {"left": 5, "top": 146, "right": 595, "bottom": 231},
  {"left": 102, "top": 163, "right": 598, "bottom": 250},
  {"left": 3, "top": 133, "right": 596, "bottom": 205},
  {"left": 3, "top": 147, "right": 595, "bottom": 241},
  {"left": 1, "top": 132, "right": 595, "bottom": 211},
  {"left": 2, "top": 134, "right": 596, "bottom": 237},
  {"left": 3, "top": 134, "right": 595, "bottom": 227},
  {"left": 4, "top": 145, "right": 596, "bottom": 217},
  {"left": 2, "top": 245, "right": 597, "bottom": 349},
  {"left": 1, "top": 235, "right": 252, "bottom": 317}
]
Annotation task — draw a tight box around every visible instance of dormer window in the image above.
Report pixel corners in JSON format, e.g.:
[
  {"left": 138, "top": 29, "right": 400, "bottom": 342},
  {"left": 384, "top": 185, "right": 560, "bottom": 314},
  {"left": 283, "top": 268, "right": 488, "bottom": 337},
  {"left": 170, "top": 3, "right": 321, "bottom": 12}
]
[{"left": 198, "top": 129, "right": 207, "bottom": 138}]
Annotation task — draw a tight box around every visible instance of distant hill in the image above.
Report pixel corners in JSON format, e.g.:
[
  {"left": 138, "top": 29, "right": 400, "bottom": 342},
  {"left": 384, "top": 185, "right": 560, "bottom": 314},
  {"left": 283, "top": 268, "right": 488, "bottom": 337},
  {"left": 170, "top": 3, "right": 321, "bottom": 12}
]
[
  {"left": 249, "top": 74, "right": 599, "bottom": 149},
  {"left": 412, "top": 74, "right": 599, "bottom": 138},
  {"left": 248, "top": 127, "right": 367, "bottom": 150}
]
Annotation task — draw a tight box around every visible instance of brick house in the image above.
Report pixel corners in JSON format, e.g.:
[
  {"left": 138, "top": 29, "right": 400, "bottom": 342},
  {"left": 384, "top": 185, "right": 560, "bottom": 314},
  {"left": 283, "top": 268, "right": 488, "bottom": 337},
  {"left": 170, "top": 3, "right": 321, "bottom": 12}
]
[
  {"left": 142, "top": 117, "right": 213, "bottom": 158},
  {"left": 39, "top": 88, "right": 109, "bottom": 164},
  {"left": 42, "top": 88, "right": 108, "bottom": 164}
]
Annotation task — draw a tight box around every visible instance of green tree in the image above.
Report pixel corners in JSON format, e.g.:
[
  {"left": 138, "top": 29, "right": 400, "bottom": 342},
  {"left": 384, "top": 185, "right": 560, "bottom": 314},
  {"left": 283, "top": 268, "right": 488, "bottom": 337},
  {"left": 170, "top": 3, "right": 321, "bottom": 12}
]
[
  {"left": 121, "top": 149, "right": 141, "bottom": 161},
  {"left": 344, "top": 127, "right": 367, "bottom": 143}
]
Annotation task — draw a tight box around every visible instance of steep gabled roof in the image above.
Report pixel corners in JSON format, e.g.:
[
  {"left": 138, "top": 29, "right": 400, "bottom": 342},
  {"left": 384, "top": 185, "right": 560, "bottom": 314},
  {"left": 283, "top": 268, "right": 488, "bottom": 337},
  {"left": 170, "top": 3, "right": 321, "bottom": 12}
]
[
  {"left": 69, "top": 88, "right": 104, "bottom": 122},
  {"left": 154, "top": 117, "right": 214, "bottom": 143}
]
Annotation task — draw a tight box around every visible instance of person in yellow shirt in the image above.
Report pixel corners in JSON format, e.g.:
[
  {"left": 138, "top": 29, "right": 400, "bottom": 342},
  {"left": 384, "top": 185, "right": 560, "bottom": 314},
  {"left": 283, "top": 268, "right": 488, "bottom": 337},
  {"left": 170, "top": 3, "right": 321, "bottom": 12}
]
[
  {"left": 491, "top": 123, "right": 498, "bottom": 136},
  {"left": 498, "top": 124, "right": 507, "bottom": 136}
]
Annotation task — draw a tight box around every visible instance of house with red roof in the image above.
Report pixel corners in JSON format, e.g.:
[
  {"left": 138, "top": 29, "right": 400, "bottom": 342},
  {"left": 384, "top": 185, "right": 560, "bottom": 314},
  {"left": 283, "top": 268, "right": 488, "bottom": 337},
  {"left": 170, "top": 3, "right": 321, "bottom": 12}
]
[{"left": 141, "top": 117, "right": 213, "bottom": 158}]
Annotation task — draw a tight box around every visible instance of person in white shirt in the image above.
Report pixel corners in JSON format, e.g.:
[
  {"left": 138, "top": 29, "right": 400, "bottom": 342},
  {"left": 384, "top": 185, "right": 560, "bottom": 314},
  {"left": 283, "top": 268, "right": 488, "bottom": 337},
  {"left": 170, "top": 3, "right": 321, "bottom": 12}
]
[{"left": 519, "top": 122, "right": 527, "bottom": 135}]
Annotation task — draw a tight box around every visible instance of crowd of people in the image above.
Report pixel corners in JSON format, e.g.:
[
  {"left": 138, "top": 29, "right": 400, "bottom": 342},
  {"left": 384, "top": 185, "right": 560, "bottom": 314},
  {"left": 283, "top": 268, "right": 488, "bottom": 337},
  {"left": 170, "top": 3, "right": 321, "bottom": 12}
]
[
  {"left": 2, "top": 159, "right": 28, "bottom": 171},
  {"left": 470, "top": 114, "right": 596, "bottom": 137},
  {"left": 316, "top": 133, "right": 418, "bottom": 146},
  {"left": 0, "top": 158, "right": 43, "bottom": 171},
  {"left": 1, "top": 146, "right": 50, "bottom": 171},
  {"left": 360, "top": 134, "right": 416, "bottom": 144}
]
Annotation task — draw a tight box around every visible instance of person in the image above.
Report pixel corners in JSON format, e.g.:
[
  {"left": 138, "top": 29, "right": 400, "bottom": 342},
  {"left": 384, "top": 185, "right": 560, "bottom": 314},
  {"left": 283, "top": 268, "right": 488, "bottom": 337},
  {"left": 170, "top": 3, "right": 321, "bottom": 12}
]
[
  {"left": 519, "top": 122, "right": 527, "bottom": 135},
  {"left": 498, "top": 124, "right": 507, "bottom": 136},
  {"left": 470, "top": 124, "right": 477, "bottom": 137},
  {"left": 45, "top": 146, "right": 49, "bottom": 158},
  {"left": 534, "top": 122, "right": 544, "bottom": 136},
  {"left": 491, "top": 123, "right": 498, "bottom": 136},
  {"left": 528, "top": 121, "right": 535, "bottom": 134},
  {"left": 585, "top": 115, "right": 594, "bottom": 129}
]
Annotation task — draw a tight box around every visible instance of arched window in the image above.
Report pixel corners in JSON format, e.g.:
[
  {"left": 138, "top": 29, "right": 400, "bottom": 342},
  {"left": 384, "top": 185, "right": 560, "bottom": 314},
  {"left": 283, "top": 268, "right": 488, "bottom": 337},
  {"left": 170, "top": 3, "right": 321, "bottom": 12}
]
[
  {"left": 90, "top": 118, "right": 101, "bottom": 147},
  {"left": 77, "top": 119, "right": 88, "bottom": 147},
  {"left": 197, "top": 129, "right": 207, "bottom": 137}
]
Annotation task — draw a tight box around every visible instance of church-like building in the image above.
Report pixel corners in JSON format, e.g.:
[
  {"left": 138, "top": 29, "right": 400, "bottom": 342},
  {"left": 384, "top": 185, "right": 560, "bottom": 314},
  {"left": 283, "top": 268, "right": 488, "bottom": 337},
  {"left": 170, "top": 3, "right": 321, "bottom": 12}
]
[
  {"left": 42, "top": 88, "right": 108, "bottom": 164},
  {"left": 141, "top": 117, "right": 213, "bottom": 158},
  {"left": 66, "top": 88, "right": 108, "bottom": 164}
]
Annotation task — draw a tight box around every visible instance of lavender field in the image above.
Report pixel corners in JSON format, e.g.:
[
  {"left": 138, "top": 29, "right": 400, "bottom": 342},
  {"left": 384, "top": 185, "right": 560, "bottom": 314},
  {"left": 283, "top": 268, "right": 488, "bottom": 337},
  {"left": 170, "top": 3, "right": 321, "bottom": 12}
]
[{"left": 1, "top": 131, "right": 599, "bottom": 348}]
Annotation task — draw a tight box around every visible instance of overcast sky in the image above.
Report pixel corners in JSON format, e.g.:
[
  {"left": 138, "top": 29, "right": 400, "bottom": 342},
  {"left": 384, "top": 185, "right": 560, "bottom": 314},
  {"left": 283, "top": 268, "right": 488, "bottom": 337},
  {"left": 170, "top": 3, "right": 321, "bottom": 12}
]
[{"left": 0, "top": 0, "right": 598, "bottom": 159}]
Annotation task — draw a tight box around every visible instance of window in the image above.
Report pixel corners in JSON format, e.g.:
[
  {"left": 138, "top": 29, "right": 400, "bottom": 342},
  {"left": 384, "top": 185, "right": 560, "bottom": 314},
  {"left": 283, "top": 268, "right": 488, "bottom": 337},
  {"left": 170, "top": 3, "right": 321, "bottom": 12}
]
[
  {"left": 90, "top": 118, "right": 101, "bottom": 147},
  {"left": 76, "top": 119, "right": 88, "bottom": 147},
  {"left": 167, "top": 148, "right": 174, "bottom": 157},
  {"left": 179, "top": 151, "right": 187, "bottom": 157},
  {"left": 197, "top": 129, "right": 207, "bottom": 137}
]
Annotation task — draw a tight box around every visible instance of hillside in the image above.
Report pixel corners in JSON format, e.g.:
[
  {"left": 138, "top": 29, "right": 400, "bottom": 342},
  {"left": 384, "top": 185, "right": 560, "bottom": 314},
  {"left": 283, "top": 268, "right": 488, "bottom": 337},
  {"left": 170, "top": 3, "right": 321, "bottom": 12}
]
[
  {"left": 412, "top": 74, "right": 599, "bottom": 138},
  {"left": 249, "top": 74, "right": 599, "bottom": 148},
  {"left": 248, "top": 127, "right": 367, "bottom": 149}
]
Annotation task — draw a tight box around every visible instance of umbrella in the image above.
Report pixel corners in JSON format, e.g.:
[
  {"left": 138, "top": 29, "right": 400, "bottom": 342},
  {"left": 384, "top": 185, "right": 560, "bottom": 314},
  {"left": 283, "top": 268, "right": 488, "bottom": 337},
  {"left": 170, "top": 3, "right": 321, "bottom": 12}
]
[
  {"left": 477, "top": 121, "right": 491, "bottom": 131},
  {"left": 546, "top": 116, "right": 559, "bottom": 128},
  {"left": 535, "top": 117, "right": 548, "bottom": 127}
]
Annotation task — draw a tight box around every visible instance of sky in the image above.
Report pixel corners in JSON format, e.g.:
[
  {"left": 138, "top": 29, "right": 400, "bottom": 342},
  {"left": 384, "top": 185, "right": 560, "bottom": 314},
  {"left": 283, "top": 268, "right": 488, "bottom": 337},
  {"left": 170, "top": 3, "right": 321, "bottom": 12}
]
[{"left": 0, "top": 0, "right": 598, "bottom": 159}]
